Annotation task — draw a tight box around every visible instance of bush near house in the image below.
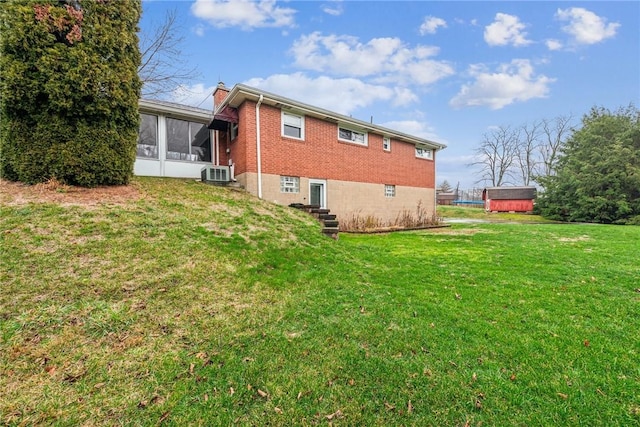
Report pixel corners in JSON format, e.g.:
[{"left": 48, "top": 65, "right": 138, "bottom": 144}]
[{"left": 0, "top": 0, "right": 141, "bottom": 186}]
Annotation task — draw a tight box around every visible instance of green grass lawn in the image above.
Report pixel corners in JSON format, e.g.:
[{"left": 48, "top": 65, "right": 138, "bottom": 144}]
[
  {"left": 437, "top": 205, "right": 555, "bottom": 223},
  {"left": 2, "top": 178, "right": 639, "bottom": 426}
]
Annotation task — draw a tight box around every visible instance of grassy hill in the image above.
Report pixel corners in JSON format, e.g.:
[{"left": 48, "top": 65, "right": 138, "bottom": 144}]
[{"left": 1, "top": 177, "right": 639, "bottom": 425}]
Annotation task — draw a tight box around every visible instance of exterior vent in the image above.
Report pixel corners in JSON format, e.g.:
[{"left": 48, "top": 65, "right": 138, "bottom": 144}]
[{"left": 201, "top": 166, "right": 230, "bottom": 183}]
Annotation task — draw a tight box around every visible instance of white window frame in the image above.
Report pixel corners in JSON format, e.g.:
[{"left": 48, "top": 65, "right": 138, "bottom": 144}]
[
  {"left": 309, "top": 179, "right": 327, "bottom": 209},
  {"left": 282, "top": 111, "right": 305, "bottom": 140},
  {"left": 280, "top": 176, "right": 300, "bottom": 193},
  {"left": 338, "top": 126, "right": 368, "bottom": 146},
  {"left": 415, "top": 145, "right": 433, "bottom": 160},
  {"left": 384, "top": 184, "right": 396, "bottom": 198},
  {"left": 137, "top": 113, "right": 159, "bottom": 159},
  {"left": 383, "top": 136, "right": 391, "bottom": 152}
]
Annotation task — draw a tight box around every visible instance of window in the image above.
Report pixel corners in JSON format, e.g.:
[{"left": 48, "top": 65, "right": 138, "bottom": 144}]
[
  {"left": 280, "top": 176, "right": 300, "bottom": 193},
  {"left": 282, "top": 112, "right": 304, "bottom": 139},
  {"left": 415, "top": 145, "right": 433, "bottom": 160},
  {"left": 383, "top": 137, "right": 391, "bottom": 151},
  {"left": 166, "top": 118, "right": 212, "bottom": 162},
  {"left": 338, "top": 126, "right": 367, "bottom": 146},
  {"left": 137, "top": 114, "right": 158, "bottom": 158},
  {"left": 385, "top": 185, "right": 396, "bottom": 198},
  {"left": 230, "top": 122, "right": 238, "bottom": 141}
]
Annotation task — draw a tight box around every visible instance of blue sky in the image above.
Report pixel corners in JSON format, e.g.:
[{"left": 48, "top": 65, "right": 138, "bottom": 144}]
[{"left": 139, "top": 1, "right": 639, "bottom": 189}]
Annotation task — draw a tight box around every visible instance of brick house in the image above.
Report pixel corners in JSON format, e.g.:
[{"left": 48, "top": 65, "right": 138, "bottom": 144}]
[{"left": 135, "top": 83, "right": 446, "bottom": 223}]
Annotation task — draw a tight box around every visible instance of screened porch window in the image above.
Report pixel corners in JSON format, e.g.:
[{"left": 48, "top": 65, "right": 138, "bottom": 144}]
[
  {"left": 166, "top": 118, "right": 212, "bottom": 162},
  {"left": 137, "top": 114, "right": 158, "bottom": 158}
]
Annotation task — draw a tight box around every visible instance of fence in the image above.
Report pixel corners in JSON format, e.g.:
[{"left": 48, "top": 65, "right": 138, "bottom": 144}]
[{"left": 437, "top": 188, "right": 485, "bottom": 208}]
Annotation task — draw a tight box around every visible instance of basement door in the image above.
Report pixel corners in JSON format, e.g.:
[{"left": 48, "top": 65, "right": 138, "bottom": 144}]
[{"left": 309, "top": 179, "right": 327, "bottom": 209}]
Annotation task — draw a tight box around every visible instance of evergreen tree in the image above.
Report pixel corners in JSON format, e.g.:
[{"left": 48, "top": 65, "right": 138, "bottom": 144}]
[
  {"left": 537, "top": 106, "right": 640, "bottom": 224},
  {"left": 438, "top": 180, "right": 453, "bottom": 193},
  {"left": 1, "top": 0, "right": 142, "bottom": 186}
]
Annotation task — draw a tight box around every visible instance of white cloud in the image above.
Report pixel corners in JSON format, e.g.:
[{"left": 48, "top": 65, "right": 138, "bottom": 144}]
[
  {"left": 322, "top": 1, "right": 343, "bottom": 16},
  {"left": 545, "top": 39, "right": 563, "bottom": 51},
  {"left": 419, "top": 16, "right": 447, "bottom": 35},
  {"left": 290, "top": 32, "right": 454, "bottom": 86},
  {"left": 484, "top": 13, "right": 532, "bottom": 47},
  {"left": 450, "top": 59, "right": 555, "bottom": 110},
  {"left": 168, "top": 83, "right": 216, "bottom": 110},
  {"left": 193, "top": 24, "right": 206, "bottom": 37},
  {"left": 244, "top": 72, "right": 418, "bottom": 116},
  {"left": 380, "top": 119, "right": 440, "bottom": 141},
  {"left": 556, "top": 7, "right": 620, "bottom": 45},
  {"left": 191, "top": 0, "right": 296, "bottom": 30},
  {"left": 437, "top": 153, "right": 477, "bottom": 166}
]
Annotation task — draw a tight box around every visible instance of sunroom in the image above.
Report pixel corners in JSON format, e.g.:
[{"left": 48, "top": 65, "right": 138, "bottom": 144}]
[{"left": 135, "top": 99, "right": 216, "bottom": 178}]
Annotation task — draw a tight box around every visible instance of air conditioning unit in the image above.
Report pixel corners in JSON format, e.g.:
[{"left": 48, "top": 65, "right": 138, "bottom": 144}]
[{"left": 201, "top": 166, "right": 230, "bottom": 183}]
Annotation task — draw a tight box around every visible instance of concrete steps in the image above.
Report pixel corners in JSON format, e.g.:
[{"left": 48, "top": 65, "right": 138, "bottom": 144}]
[{"left": 289, "top": 204, "right": 339, "bottom": 239}]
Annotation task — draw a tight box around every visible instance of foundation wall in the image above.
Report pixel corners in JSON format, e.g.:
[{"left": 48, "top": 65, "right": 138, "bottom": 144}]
[{"left": 237, "top": 172, "right": 435, "bottom": 224}]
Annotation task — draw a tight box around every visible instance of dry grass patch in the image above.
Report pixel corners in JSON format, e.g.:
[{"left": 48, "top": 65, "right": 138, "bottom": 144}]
[
  {"left": 1, "top": 178, "right": 144, "bottom": 207},
  {"left": 558, "top": 235, "right": 591, "bottom": 242}
]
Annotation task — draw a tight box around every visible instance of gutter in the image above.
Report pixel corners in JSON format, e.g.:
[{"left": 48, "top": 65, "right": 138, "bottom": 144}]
[
  {"left": 221, "top": 84, "right": 446, "bottom": 151},
  {"left": 256, "top": 94, "right": 264, "bottom": 199}
]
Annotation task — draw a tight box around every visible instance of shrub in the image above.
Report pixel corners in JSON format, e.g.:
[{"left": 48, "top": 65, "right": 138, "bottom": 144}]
[
  {"left": 341, "top": 201, "right": 442, "bottom": 232},
  {"left": 0, "top": 0, "right": 142, "bottom": 186}
]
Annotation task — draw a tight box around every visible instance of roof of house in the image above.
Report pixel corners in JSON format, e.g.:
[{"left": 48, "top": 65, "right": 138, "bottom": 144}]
[
  {"left": 139, "top": 99, "right": 212, "bottom": 121},
  {"left": 214, "top": 84, "right": 446, "bottom": 151}
]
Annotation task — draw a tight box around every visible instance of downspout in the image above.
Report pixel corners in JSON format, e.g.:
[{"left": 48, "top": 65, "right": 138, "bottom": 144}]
[
  {"left": 256, "top": 94, "right": 264, "bottom": 199},
  {"left": 434, "top": 147, "right": 438, "bottom": 217},
  {"left": 214, "top": 130, "right": 219, "bottom": 166}
]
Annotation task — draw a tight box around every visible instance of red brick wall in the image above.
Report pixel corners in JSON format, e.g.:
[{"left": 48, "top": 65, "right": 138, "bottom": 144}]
[
  {"left": 218, "top": 102, "right": 249, "bottom": 173},
  {"left": 227, "top": 101, "right": 435, "bottom": 189},
  {"left": 213, "top": 85, "right": 229, "bottom": 110}
]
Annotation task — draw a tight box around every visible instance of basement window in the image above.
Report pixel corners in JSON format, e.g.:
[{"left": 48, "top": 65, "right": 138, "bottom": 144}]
[
  {"left": 280, "top": 176, "right": 300, "bottom": 193},
  {"left": 338, "top": 126, "right": 367, "bottom": 146},
  {"left": 385, "top": 185, "right": 396, "bottom": 198}
]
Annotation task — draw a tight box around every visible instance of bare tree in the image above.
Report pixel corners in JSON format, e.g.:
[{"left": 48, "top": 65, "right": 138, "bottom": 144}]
[
  {"left": 539, "top": 114, "right": 573, "bottom": 177},
  {"left": 139, "top": 9, "right": 199, "bottom": 98},
  {"left": 516, "top": 121, "right": 542, "bottom": 186},
  {"left": 473, "top": 125, "right": 519, "bottom": 187}
]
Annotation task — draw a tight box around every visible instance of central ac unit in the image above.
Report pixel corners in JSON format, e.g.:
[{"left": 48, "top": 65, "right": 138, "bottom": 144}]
[{"left": 201, "top": 166, "right": 230, "bottom": 183}]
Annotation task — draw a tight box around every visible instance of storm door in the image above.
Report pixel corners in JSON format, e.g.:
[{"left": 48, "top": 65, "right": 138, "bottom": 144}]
[{"left": 309, "top": 179, "right": 327, "bottom": 209}]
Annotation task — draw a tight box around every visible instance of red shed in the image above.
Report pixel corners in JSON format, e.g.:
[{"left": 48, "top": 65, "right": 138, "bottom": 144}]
[{"left": 482, "top": 186, "right": 536, "bottom": 213}]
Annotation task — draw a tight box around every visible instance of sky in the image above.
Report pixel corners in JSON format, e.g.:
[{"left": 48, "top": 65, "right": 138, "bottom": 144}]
[{"left": 139, "top": 0, "right": 640, "bottom": 189}]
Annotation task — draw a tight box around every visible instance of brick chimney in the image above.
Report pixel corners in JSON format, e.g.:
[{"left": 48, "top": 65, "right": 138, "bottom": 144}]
[{"left": 213, "top": 81, "right": 230, "bottom": 111}]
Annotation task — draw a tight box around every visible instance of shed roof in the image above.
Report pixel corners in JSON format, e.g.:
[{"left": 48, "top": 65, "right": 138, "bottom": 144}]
[{"left": 483, "top": 186, "right": 537, "bottom": 200}]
